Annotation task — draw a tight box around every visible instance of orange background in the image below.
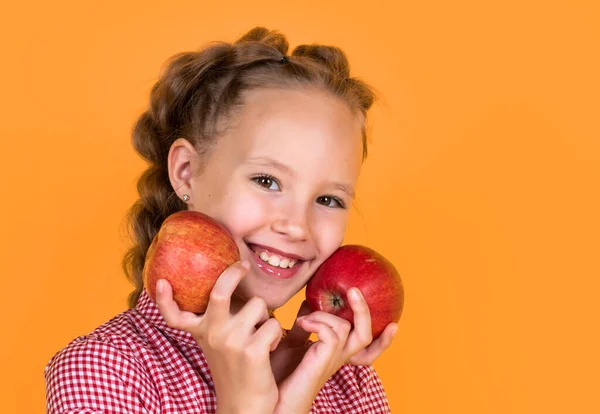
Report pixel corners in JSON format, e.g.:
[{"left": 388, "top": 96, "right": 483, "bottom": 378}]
[{"left": 1, "top": 1, "right": 599, "bottom": 413}]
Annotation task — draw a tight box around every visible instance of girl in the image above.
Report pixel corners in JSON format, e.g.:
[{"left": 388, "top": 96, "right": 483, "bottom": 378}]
[{"left": 45, "top": 27, "right": 398, "bottom": 413}]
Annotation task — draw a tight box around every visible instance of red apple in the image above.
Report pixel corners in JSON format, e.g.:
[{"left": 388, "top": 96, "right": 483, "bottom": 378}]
[
  {"left": 305, "top": 245, "right": 404, "bottom": 339},
  {"left": 142, "top": 210, "right": 240, "bottom": 313}
]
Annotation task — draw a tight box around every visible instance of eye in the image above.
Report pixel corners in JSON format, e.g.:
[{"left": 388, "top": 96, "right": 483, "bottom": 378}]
[
  {"left": 252, "top": 174, "right": 281, "bottom": 191},
  {"left": 317, "top": 196, "right": 346, "bottom": 209}
]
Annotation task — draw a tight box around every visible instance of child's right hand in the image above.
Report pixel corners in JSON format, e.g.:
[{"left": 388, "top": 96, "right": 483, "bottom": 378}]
[{"left": 155, "top": 261, "right": 282, "bottom": 414}]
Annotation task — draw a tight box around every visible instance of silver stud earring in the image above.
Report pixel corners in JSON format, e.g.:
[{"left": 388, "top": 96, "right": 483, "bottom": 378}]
[{"left": 182, "top": 194, "right": 190, "bottom": 202}]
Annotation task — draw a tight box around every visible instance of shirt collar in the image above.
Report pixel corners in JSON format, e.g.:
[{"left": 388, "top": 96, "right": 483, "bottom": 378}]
[{"left": 135, "top": 288, "right": 198, "bottom": 346}]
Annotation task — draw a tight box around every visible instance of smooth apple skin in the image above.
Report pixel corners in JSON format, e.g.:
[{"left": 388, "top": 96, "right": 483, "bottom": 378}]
[
  {"left": 305, "top": 245, "right": 404, "bottom": 339},
  {"left": 143, "top": 210, "right": 240, "bottom": 314}
]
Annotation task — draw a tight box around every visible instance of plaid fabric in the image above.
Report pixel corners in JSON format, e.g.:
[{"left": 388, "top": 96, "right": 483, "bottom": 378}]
[{"left": 45, "top": 289, "right": 391, "bottom": 413}]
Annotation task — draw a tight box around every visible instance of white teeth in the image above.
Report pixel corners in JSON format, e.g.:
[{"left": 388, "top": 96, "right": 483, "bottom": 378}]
[{"left": 256, "top": 249, "right": 298, "bottom": 268}]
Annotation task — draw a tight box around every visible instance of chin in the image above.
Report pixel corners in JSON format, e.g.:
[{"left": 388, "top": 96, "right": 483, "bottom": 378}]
[
  {"left": 255, "top": 286, "right": 292, "bottom": 310},
  {"left": 241, "top": 281, "right": 295, "bottom": 311},
  {"left": 265, "top": 296, "right": 289, "bottom": 311}
]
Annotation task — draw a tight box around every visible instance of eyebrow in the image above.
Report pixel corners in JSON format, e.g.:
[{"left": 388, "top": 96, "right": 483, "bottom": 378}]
[
  {"left": 244, "top": 156, "right": 296, "bottom": 177},
  {"left": 334, "top": 183, "right": 356, "bottom": 199},
  {"left": 243, "top": 156, "right": 356, "bottom": 199}
]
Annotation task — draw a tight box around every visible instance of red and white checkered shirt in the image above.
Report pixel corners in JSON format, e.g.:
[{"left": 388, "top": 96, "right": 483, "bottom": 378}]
[{"left": 45, "top": 289, "right": 391, "bottom": 413}]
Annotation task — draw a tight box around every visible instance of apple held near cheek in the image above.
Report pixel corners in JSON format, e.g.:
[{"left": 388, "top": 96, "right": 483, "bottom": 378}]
[
  {"left": 305, "top": 245, "right": 404, "bottom": 339},
  {"left": 142, "top": 210, "right": 240, "bottom": 313}
]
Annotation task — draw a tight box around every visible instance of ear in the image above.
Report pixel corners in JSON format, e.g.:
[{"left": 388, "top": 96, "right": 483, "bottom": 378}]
[{"left": 168, "top": 138, "right": 199, "bottom": 204}]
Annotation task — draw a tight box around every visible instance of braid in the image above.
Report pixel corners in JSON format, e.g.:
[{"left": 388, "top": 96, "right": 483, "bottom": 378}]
[
  {"left": 122, "top": 165, "right": 185, "bottom": 307},
  {"left": 292, "top": 44, "right": 376, "bottom": 111}
]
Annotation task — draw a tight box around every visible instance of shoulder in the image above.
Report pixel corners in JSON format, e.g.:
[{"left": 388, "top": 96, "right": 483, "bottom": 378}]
[
  {"left": 312, "top": 364, "right": 391, "bottom": 413},
  {"left": 45, "top": 308, "right": 155, "bottom": 379},
  {"left": 44, "top": 310, "right": 159, "bottom": 413}
]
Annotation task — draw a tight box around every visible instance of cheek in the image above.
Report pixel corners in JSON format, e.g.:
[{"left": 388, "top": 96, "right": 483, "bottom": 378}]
[
  {"left": 311, "top": 213, "right": 347, "bottom": 257},
  {"left": 216, "top": 189, "right": 270, "bottom": 238}
]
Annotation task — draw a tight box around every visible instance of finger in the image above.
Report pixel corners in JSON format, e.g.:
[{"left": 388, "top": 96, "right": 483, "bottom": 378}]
[
  {"left": 344, "top": 287, "right": 373, "bottom": 353},
  {"left": 285, "top": 300, "right": 312, "bottom": 346},
  {"left": 298, "top": 319, "right": 341, "bottom": 357},
  {"left": 251, "top": 317, "right": 284, "bottom": 354},
  {"left": 155, "top": 279, "right": 202, "bottom": 331},
  {"left": 296, "top": 311, "right": 352, "bottom": 341},
  {"left": 347, "top": 323, "right": 398, "bottom": 365},
  {"left": 232, "top": 296, "right": 271, "bottom": 335},
  {"left": 205, "top": 261, "right": 250, "bottom": 322}
]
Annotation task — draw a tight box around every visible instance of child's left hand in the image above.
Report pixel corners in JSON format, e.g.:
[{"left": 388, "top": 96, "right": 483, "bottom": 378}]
[{"left": 272, "top": 288, "right": 398, "bottom": 414}]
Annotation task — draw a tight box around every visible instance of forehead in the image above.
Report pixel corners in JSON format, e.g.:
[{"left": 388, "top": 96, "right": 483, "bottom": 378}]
[{"left": 223, "top": 87, "right": 364, "bottom": 178}]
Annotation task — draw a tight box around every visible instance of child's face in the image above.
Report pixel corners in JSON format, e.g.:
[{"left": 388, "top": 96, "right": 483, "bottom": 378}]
[{"left": 184, "top": 88, "right": 363, "bottom": 309}]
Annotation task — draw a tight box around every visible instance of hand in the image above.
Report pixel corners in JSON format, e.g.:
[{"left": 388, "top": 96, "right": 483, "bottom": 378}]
[
  {"left": 155, "top": 261, "right": 283, "bottom": 414},
  {"left": 274, "top": 287, "right": 398, "bottom": 414},
  {"left": 343, "top": 288, "right": 399, "bottom": 366},
  {"left": 269, "top": 300, "right": 313, "bottom": 385}
]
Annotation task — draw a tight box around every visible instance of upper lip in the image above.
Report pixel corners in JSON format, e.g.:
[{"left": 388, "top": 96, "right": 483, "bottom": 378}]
[{"left": 247, "top": 242, "right": 307, "bottom": 261}]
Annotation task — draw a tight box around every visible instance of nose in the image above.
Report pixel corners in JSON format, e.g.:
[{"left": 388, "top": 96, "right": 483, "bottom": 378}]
[{"left": 270, "top": 207, "right": 310, "bottom": 241}]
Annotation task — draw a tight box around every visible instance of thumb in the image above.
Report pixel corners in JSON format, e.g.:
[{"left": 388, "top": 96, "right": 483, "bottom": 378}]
[{"left": 285, "top": 300, "right": 313, "bottom": 346}]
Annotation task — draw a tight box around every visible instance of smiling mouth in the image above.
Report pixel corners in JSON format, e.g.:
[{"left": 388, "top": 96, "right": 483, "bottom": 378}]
[
  {"left": 246, "top": 243, "right": 303, "bottom": 269},
  {"left": 242, "top": 242, "right": 309, "bottom": 280}
]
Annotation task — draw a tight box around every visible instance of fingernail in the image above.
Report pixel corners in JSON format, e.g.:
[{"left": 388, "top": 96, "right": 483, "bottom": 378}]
[
  {"left": 240, "top": 260, "right": 250, "bottom": 269},
  {"left": 157, "top": 279, "right": 164, "bottom": 294},
  {"left": 350, "top": 288, "right": 362, "bottom": 301},
  {"left": 297, "top": 317, "right": 314, "bottom": 324},
  {"left": 391, "top": 327, "right": 398, "bottom": 337}
]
